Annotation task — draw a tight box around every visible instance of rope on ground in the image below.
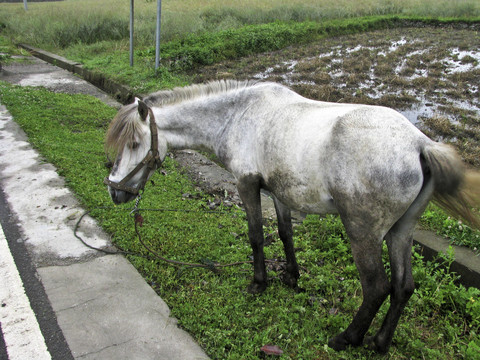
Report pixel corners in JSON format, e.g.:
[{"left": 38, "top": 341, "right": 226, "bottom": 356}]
[{"left": 74, "top": 206, "right": 284, "bottom": 271}]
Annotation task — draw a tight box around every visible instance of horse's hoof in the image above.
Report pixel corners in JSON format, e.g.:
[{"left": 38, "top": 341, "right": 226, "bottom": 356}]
[
  {"left": 365, "top": 336, "right": 389, "bottom": 354},
  {"left": 293, "top": 285, "right": 305, "bottom": 293},
  {"left": 328, "top": 331, "right": 364, "bottom": 351},
  {"left": 365, "top": 336, "right": 375, "bottom": 350},
  {"left": 328, "top": 332, "right": 349, "bottom": 351},
  {"left": 247, "top": 281, "right": 267, "bottom": 294},
  {"left": 281, "top": 272, "right": 299, "bottom": 289}
]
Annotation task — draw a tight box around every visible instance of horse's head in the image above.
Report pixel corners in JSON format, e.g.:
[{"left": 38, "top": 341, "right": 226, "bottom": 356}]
[{"left": 104, "top": 99, "right": 167, "bottom": 204}]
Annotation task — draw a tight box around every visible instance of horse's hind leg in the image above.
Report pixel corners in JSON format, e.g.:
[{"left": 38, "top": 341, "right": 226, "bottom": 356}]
[
  {"left": 366, "top": 230, "right": 414, "bottom": 353},
  {"left": 368, "top": 178, "right": 435, "bottom": 353},
  {"left": 272, "top": 196, "right": 299, "bottom": 289},
  {"left": 328, "top": 229, "right": 390, "bottom": 351}
]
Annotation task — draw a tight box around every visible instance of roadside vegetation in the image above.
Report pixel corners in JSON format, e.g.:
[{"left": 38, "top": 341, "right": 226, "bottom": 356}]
[{"left": 1, "top": 0, "right": 480, "bottom": 358}]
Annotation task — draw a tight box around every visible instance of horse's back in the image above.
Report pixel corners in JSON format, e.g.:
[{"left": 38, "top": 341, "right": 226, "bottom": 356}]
[{"left": 256, "top": 98, "right": 428, "bottom": 219}]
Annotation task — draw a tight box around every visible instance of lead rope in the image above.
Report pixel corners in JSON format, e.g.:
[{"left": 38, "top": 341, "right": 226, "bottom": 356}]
[
  {"left": 74, "top": 202, "right": 286, "bottom": 271},
  {"left": 130, "top": 191, "right": 145, "bottom": 226},
  {"left": 130, "top": 193, "right": 254, "bottom": 269}
]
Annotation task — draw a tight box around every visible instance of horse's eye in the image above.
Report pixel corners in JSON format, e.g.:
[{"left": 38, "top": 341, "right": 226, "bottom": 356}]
[{"left": 131, "top": 142, "right": 140, "bottom": 150}]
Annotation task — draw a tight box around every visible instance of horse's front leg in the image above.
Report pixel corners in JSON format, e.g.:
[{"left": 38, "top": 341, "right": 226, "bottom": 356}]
[
  {"left": 272, "top": 196, "right": 299, "bottom": 289},
  {"left": 237, "top": 174, "right": 267, "bottom": 294}
]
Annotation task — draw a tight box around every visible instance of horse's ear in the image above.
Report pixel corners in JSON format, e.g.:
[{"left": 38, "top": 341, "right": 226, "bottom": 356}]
[{"left": 137, "top": 100, "right": 149, "bottom": 122}]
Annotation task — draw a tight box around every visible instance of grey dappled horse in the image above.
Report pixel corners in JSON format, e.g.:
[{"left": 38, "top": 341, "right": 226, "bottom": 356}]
[{"left": 104, "top": 80, "right": 480, "bottom": 353}]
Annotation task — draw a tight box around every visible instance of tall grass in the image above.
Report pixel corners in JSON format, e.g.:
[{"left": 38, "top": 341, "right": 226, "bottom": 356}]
[{"left": 0, "top": 0, "right": 479, "bottom": 50}]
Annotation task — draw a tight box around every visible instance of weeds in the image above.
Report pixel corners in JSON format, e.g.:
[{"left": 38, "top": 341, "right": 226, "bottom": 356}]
[{"left": 52, "top": 16, "right": 129, "bottom": 48}]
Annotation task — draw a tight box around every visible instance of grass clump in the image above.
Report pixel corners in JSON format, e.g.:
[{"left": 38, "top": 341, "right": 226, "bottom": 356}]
[
  {"left": 47, "top": 15, "right": 129, "bottom": 49},
  {"left": 150, "top": 16, "right": 401, "bottom": 71}
]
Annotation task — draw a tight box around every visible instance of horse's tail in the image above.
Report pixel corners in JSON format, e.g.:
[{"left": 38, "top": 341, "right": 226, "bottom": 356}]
[{"left": 422, "top": 142, "right": 480, "bottom": 229}]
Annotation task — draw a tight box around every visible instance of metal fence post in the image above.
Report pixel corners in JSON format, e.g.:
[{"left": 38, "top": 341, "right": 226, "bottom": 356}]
[
  {"left": 23, "top": 0, "right": 27, "bottom": 11},
  {"left": 155, "top": 0, "right": 162, "bottom": 71},
  {"left": 130, "top": 0, "right": 134, "bottom": 67}
]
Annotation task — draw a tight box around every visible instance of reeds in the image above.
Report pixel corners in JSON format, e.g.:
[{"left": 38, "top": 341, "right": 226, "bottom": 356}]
[{"left": 0, "top": 0, "right": 479, "bottom": 50}]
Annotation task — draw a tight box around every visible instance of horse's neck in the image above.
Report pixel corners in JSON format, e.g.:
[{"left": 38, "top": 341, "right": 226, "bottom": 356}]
[{"left": 153, "top": 92, "right": 248, "bottom": 152}]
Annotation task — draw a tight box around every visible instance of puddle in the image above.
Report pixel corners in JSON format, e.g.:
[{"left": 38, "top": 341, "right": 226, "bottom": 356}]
[
  {"left": 251, "top": 29, "right": 479, "bottom": 126},
  {"left": 399, "top": 103, "right": 436, "bottom": 125},
  {"left": 388, "top": 37, "right": 408, "bottom": 52},
  {"left": 444, "top": 48, "right": 480, "bottom": 74}
]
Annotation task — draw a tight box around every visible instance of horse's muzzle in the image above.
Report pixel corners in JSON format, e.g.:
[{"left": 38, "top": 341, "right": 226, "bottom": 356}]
[{"left": 108, "top": 186, "right": 137, "bottom": 204}]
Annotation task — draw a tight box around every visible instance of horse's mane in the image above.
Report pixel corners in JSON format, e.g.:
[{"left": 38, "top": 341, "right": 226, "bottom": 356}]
[
  {"left": 143, "top": 79, "right": 259, "bottom": 107},
  {"left": 105, "top": 102, "right": 142, "bottom": 154},
  {"left": 105, "top": 80, "right": 259, "bottom": 153}
]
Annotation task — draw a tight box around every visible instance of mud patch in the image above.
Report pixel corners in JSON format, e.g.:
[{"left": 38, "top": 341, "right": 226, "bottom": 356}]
[
  {"left": 195, "top": 26, "right": 480, "bottom": 166},
  {"left": 174, "top": 150, "right": 240, "bottom": 205}
]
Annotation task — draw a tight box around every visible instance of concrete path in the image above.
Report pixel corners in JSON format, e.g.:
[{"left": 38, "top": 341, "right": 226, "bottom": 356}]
[
  {"left": 0, "top": 57, "right": 209, "bottom": 359},
  {"left": 0, "top": 223, "right": 51, "bottom": 360}
]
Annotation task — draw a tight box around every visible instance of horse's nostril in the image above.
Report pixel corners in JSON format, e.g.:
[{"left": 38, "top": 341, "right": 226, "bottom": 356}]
[
  {"left": 109, "top": 188, "right": 136, "bottom": 204},
  {"left": 112, "top": 193, "right": 124, "bottom": 205},
  {"left": 109, "top": 188, "right": 121, "bottom": 204}
]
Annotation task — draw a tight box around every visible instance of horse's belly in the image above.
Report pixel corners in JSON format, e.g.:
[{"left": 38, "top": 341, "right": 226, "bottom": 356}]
[
  {"left": 296, "top": 200, "right": 338, "bottom": 215},
  {"left": 274, "top": 186, "right": 338, "bottom": 215}
]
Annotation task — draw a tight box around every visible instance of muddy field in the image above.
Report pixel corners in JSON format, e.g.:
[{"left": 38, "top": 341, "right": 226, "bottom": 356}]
[{"left": 195, "top": 26, "right": 480, "bottom": 166}]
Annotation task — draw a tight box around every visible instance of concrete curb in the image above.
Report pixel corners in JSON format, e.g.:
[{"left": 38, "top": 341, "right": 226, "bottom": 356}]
[
  {"left": 17, "top": 44, "right": 135, "bottom": 105},
  {"left": 414, "top": 230, "right": 480, "bottom": 289},
  {"left": 17, "top": 44, "right": 480, "bottom": 291}
]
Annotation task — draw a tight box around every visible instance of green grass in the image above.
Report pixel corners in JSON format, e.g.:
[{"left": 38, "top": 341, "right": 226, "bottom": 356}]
[
  {"left": 1, "top": 81, "right": 479, "bottom": 359},
  {"left": 421, "top": 205, "right": 480, "bottom": 252},
  {"left": 144, "top": 16, "right": 402, "bottom": 70},
  {"left": 0, "top": 34, "right": 29, "bottom": 63}
]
